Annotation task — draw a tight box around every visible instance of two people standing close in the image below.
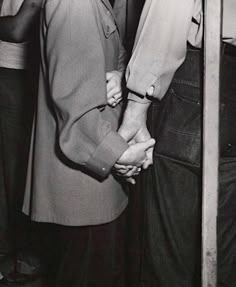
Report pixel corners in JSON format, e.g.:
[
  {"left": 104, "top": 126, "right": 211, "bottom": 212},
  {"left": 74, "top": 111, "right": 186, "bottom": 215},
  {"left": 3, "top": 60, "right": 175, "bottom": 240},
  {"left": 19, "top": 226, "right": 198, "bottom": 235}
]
[
  {"left": 2, "top": 0, "right": 236, "bottom": 286},
  {"left": 22, "top": 0, "right": 154, "bottom": 286}
]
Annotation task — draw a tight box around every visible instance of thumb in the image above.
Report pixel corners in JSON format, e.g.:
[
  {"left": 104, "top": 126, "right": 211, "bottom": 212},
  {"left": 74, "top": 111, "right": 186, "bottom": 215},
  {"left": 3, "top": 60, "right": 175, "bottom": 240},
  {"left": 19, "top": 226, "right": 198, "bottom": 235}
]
[
  {"left": 139, "top": 138, "right": 155, "bottom": 151},
  {"left": 106, "top": 72, "right": 113, "bottom": 81},
  {"left": 142, "top": 147, "right": 154, "bottom": 169},
  {"left": 125, "top": 177, "right": 136, "bottom": 185}
]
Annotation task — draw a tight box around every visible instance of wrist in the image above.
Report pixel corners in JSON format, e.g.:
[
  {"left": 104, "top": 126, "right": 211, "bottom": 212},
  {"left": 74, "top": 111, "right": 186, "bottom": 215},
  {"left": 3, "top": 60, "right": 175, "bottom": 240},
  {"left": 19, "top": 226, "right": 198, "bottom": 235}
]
[
  {"left": 125, "top": 100, "right": 149, "bottom": 123},
  {"left": 128, "top": 91, "right": 152, "bottom": 105}
]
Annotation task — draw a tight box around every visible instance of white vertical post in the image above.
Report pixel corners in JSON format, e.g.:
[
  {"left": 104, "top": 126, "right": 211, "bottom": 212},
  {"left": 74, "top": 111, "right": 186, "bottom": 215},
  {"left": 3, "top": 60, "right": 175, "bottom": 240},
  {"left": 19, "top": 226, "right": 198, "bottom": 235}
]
[{"left": 202, "top": 0, "right": 222, "bottom": 286}]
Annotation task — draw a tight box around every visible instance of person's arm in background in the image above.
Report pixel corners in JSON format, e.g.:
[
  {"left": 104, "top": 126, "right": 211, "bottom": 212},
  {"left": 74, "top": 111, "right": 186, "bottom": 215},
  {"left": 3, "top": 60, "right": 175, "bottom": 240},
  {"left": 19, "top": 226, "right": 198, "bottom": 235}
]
[{"left": 0, "top": 0, "right": 43, "bottom": 43}]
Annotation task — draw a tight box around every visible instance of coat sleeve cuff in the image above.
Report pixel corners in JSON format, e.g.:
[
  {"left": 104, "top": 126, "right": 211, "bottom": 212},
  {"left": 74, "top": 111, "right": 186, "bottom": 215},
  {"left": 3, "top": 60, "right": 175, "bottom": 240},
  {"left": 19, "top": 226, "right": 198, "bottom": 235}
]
[{"left": 85, "top": 131, "right": 129, "bottom": 179}]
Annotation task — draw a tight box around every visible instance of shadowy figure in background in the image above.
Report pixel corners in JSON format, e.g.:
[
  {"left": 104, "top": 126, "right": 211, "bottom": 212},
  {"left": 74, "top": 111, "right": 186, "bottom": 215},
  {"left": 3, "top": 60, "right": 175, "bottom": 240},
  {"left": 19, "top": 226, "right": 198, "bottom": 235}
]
[{"left": 0, "top": 0, "right": 43, "bottom": 284}]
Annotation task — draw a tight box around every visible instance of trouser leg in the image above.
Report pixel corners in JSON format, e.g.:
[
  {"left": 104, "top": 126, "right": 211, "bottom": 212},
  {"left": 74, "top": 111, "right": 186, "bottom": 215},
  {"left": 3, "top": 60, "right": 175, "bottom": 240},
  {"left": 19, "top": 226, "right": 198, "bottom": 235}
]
[
  {"left": 140, "top": 157, "right": 236, "bottom": 287},
  {"left": 141, "top": 157, "right": 201, "bottom": 287},
  {"left": 125, "top": 174, "right": 146, "bottom": 287},
  {"left": 218, "top": 159, "right": 236, "bottom": 287},
  {"left": 0, "top": 68, "right": 34, "bottom": 255},
  {"left": 0, "top": 127, "right": 10, "bottom": 254},
  {"left": 55, "top": 211, "right": 127, "bottom": 287}
]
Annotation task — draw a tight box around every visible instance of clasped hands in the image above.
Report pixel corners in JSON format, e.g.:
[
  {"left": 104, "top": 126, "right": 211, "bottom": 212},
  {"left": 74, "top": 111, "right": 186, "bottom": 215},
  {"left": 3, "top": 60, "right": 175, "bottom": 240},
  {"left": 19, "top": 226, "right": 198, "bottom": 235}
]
[
  {"left": 115, "top": 115, "right": 155, "bottom": 184},
  {"left": 106, "top": 70, "right": 155, "bottom": 184}
]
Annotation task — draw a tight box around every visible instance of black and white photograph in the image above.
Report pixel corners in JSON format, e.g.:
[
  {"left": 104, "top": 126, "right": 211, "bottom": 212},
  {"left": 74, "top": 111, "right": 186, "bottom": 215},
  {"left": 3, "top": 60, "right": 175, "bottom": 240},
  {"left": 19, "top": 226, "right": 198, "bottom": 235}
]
[{"left": 0, "top": 0, "right": 235, "bottom": 286}]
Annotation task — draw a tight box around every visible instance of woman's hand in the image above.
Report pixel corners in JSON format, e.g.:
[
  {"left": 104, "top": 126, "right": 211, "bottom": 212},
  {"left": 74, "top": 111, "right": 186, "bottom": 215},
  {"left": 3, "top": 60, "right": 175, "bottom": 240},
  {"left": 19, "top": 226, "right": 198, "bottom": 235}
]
[{"left": 106, "top": 71, "right": 123, "bottom": 107}]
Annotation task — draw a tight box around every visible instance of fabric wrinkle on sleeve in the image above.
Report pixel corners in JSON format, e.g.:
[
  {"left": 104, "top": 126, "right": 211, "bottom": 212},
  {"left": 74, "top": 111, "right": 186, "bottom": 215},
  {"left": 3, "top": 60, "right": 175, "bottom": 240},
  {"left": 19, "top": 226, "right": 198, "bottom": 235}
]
[{"left": 126, "top": 0, "right": 196, "bottom": 101}]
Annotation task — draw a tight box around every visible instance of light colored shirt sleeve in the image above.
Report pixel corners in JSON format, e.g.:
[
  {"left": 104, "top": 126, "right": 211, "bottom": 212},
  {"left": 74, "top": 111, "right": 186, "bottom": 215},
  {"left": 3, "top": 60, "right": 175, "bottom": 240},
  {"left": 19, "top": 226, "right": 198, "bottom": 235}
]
[
  {"left": 126, "top": 0, "right": 198, "bottom": 101},
  {"left": 127, "top": 0, "right": 236, "bottom": 102},
  {"left": 223, "top": 0, "right": 236, "bottom": 46}
]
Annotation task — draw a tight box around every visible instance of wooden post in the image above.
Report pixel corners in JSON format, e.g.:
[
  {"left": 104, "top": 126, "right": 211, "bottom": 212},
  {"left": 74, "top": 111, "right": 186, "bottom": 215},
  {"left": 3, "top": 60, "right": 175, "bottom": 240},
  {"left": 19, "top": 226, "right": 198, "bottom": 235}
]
[{"left": 202, "top": 0, "right": 222, "bottom": 286}]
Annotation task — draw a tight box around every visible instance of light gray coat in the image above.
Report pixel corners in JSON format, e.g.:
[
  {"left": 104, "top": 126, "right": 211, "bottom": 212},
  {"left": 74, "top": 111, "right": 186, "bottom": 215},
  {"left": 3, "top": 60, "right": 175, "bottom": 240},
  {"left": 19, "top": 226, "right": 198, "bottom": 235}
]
[{"left": 23, "top": 0, "right": 129, "bottom": 226}]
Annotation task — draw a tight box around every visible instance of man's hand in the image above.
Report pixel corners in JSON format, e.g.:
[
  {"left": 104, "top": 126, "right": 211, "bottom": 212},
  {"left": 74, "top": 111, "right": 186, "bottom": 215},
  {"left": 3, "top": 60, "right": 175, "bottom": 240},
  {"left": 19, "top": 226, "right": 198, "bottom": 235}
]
[
  {"left": 117, "top": 138, "right": 155, "bottom": 167},
  {"left": 114, "top": 124, "right": 154, "bottom": 181},
  {"left": 106, "top": 71, "right": 123, "bottom": 107},
  {"left": 114, "top": 138, "right": 155, "bottom": 184},
  {"left": 113, "top": 99, "right": 154, "bottom": 183},
  {"left": 129, "top": 124, "right": 154, "bottom": 170}
]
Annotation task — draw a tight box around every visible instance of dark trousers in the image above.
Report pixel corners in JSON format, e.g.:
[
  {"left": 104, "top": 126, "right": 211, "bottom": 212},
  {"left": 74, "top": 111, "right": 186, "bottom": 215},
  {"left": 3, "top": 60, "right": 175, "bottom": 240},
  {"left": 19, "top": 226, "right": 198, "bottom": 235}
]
[
  {"left": 50, "top": 211, "right": 127, "bottom": 287},
  {"left": 0, "top": 67, "right": 34, "bottom": 254},
  {"left": 139, "top": 47, "right": 236, "bottom": 287}
]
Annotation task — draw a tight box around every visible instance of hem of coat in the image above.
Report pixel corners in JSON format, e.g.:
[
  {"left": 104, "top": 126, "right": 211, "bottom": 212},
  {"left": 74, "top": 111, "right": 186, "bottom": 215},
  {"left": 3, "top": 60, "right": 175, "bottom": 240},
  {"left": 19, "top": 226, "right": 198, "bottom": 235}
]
[{"left": 22, "top": 198, "right": 128, "bottom": 227}]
